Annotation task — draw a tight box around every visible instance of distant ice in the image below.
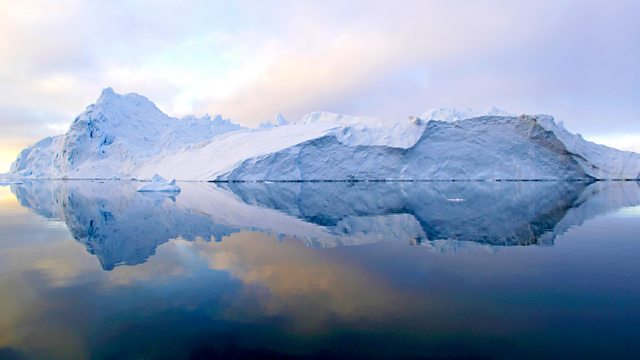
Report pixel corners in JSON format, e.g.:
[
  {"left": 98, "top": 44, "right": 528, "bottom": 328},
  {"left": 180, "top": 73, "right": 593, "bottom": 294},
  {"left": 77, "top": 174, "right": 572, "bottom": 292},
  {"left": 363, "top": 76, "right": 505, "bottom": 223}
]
[{"left": 137, "top": 174, "right": 181, "bottom": 192}]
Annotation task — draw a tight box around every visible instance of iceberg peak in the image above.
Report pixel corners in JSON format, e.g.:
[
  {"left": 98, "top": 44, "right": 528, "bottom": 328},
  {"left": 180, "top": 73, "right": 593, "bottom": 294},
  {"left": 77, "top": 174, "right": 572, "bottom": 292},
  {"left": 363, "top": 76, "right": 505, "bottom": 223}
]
[
  {"left": 101, "top": 86, "right": 115, "bottom": 96},
  {"left": 96, "top": 87, "right": 118, "bottom": 103},
  {"left": 258, "top": 113, "right": 291, "bottom": 129},
  {"left": 94, "top": 87, "right": 159, "bottom": 114},
  {"left": 275, "top": 113, "right": 289, "bottom": 126}
]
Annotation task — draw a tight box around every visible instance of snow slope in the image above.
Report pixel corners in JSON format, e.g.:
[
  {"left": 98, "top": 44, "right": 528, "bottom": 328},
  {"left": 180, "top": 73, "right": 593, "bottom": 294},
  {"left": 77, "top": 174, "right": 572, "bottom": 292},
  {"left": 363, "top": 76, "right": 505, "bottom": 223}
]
[
  {"left": 10, "top": 89, "right": 640, "bottom": 180},
  {"left": 138, "top": 111, "right": 430, "bottom": 180}
]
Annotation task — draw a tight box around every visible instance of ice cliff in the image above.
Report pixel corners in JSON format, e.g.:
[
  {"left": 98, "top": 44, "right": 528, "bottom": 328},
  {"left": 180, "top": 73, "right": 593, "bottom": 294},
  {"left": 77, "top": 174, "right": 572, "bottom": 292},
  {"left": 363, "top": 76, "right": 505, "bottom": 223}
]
[{"left": 10, "top": 88, "right": 640, "bottom": 181}]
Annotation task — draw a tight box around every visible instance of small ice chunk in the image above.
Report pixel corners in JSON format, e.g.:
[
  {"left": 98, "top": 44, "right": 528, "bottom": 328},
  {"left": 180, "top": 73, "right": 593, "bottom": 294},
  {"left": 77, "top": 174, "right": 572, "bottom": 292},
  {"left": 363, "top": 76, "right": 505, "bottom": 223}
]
[{"left": 137, "top": 174, "right": 181, "bottom": 192}]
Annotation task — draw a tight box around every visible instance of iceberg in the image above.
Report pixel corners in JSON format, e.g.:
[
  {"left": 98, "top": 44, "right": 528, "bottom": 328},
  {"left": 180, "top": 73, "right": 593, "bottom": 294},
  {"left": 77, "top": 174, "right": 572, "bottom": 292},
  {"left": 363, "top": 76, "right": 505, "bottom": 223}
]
[
  {"left": 137, "top": 175, "right": 181, "bottom": 192},
  {"left": 10, "top": 88, "right": 245, "bottom": 180},
  {"left": 258, "top": 113, "right": 290, "bottom": 129},
  {"left": 10, "top": 88, "right": 640, "bottom": 181}
]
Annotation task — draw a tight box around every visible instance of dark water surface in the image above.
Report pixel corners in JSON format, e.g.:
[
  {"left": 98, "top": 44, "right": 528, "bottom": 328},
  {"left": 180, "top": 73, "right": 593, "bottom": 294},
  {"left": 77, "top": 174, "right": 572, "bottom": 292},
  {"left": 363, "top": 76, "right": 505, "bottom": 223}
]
[{"left": 0, "top": 181, "right": 639, "bottom": 359}]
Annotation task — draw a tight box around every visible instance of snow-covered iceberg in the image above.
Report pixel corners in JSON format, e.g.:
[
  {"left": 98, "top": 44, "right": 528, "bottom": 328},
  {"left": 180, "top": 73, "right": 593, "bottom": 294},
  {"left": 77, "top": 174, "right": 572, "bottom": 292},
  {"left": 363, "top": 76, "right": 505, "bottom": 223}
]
[
  {"left": 137, "top": 175, "right": 181, "bottom": 192},
  {"left": 10, "top": 88, "right": 640, "bottom": 181},
  {"left": 258, "top": 113, "right": 289, "bottom": 129},
  {"left": 10, "top": 88, "right": 245, "bottom": 180}
]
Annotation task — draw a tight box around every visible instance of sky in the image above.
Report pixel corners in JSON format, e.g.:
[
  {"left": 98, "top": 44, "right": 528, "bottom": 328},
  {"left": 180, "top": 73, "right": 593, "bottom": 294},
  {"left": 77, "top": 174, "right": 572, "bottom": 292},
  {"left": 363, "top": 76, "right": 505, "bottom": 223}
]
[{"left": 1, "top": 0, "right": 639, "bottom": 172}]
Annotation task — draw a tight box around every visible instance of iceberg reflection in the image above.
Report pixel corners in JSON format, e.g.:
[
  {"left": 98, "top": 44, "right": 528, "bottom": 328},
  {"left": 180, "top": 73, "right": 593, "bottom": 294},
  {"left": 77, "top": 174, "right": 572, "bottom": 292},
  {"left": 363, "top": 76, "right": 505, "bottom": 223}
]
[{"left": 11, "top": 180, "right": 640, "bottom": 270}]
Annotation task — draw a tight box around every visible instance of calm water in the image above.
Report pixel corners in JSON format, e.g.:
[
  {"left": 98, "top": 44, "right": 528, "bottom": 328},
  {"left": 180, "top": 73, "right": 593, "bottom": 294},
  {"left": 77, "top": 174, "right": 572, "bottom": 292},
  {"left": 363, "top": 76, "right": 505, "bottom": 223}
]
[{"left": 0, "top": 180, "right": 639, "bottom": 359}]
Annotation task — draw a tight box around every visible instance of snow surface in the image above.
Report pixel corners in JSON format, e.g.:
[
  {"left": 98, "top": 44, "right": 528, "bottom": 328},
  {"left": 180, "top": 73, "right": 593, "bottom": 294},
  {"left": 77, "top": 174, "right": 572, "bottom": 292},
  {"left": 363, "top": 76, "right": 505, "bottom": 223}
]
[
  {"left": 9, "top": 88, "right": 640, "bottom": 181},
  {"left": 137, "top": 174, "right": 181, "bottom": 192},
  {"left": 421, "top": 106, "right": 513, "bottom": 122}
]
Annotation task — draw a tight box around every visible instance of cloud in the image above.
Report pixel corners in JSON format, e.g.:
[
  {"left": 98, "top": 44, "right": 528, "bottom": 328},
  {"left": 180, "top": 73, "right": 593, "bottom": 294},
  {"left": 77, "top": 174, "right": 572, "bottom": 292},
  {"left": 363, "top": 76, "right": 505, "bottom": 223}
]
[
  {"left": 191, "top": 0, "right": 640, "bottom": 132},
  {"left": 0, "top": 0, "right": 639, "bottom": 172},
  {"left": 0, "top": 105, "right": 71, "bottom": 172},
  {"left": 197, "top": 232, "right": 415, "bottom": 331}
]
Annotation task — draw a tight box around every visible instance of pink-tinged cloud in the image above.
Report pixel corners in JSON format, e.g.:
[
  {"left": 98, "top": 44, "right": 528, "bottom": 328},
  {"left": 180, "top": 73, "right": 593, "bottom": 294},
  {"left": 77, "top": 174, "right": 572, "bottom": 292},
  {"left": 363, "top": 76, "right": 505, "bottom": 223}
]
[{"left": 0, "top": 0, "right": 638, "bottom": 172}]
